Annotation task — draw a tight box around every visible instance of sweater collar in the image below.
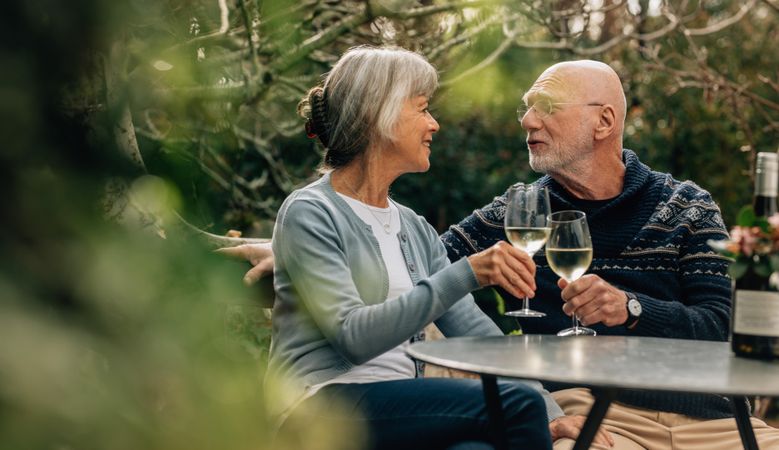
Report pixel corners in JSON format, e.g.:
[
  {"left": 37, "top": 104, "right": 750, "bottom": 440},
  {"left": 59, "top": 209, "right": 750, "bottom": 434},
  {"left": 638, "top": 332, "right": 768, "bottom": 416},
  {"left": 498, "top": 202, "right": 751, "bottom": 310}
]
[{"left": 536, "top": 149, "right": 651, "bottom": 217}]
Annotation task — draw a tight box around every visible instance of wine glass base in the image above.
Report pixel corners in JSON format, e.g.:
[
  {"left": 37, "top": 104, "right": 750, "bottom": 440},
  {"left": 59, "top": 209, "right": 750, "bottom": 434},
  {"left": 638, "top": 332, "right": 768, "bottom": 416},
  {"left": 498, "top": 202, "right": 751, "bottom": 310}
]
[
  {"left": 557, "top": 327, "right": 597, "bottom": 337},
  {"left": 505, "top": 309, "right": 546, "bottom": 318}
]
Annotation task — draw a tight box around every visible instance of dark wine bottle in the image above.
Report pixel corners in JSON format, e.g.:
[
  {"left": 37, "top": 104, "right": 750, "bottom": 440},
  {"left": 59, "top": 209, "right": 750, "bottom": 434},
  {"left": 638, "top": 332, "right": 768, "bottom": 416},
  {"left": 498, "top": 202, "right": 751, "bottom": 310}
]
[{"left": 732, "top": 152, "right": 779, "bottom": 360}]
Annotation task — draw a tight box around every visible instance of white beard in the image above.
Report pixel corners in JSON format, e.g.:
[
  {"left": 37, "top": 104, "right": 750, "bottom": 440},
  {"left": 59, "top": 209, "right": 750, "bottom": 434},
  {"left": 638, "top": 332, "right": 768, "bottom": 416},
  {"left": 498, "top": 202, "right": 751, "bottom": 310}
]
[{"left": 529, "top": 124, "right": 593, "bottom": 175}]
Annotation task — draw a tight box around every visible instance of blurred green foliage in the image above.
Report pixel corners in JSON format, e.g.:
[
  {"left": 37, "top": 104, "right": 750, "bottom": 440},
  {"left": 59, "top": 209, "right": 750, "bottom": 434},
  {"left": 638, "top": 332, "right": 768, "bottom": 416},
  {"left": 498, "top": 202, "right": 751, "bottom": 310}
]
[
  {"left": 0, "top": 1, "right": 363, "bottom": 448},
  {"left": 4, "top": 0, "right": 779, "bottom": 444}
]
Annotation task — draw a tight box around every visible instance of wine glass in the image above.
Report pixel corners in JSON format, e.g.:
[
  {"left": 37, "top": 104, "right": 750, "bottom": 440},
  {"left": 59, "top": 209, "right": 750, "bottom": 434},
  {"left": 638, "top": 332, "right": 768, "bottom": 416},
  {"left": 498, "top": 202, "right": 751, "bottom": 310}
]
[
  {"left": 546, "top": 210, "right": 596, "bottom": 336},
  {"left": 503, "top": 184, "right": 551, "bottom": 318}
]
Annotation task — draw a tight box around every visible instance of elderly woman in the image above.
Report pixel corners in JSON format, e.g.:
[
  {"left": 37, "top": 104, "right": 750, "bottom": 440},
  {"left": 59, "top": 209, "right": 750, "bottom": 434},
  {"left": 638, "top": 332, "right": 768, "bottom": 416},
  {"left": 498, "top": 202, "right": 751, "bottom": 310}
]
[{"left": 269, "top": 46, "right": 553, "bottom": 450}]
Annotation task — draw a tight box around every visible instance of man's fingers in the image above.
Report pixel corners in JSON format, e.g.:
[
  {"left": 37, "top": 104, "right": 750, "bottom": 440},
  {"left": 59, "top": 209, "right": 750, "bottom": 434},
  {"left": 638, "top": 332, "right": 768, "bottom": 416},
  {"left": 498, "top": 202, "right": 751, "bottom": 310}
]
[
  {"left": 225, "top": 229, "right": 242, "bottom": 238},
  {"left": 256, "top": 257, "right": 274, "bottom": 275},
  {"left": 574, "top": 295, "right": 604, "bottom": 320},
  {"left": 561, "top": 275, "right": 594, "bottom": 300},
  {"left": 593, "top": 428, "right": 614, "bottom": 447},
  {"left": 605, "top": 429, "right": 615, "bottom": 446},
  {"left": 565, "top": 416, "right": 613, "bottom": 448},
  {"left": 243, "top": 264, "right": 268, "bottom": 286},
  {"left": 561, "top": 293, "right": 587, "bottom": 316},
  {"left": 215, "top": 245, "right": 248, "bottom": 259},
  {"left": 578, "top": 308, "right": 601, "bottom": 326}
]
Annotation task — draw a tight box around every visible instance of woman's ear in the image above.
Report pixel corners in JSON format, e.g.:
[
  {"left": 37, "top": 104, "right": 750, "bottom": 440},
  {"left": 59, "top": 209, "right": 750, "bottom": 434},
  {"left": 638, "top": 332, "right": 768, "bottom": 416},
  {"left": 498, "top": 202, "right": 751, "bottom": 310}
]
[{"left": 594, "top": 105, "right": 617, "bottom": 141}]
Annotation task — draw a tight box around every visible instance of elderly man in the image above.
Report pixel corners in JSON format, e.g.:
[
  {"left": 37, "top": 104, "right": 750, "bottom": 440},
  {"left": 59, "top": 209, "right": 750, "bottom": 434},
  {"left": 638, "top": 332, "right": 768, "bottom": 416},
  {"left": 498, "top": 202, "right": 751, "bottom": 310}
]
[
  {"left": 223, "top": 60, "right": 779, "bottom": 449},
  {"left": 441, "top": 60, "right": 779, "bottom": 449}
]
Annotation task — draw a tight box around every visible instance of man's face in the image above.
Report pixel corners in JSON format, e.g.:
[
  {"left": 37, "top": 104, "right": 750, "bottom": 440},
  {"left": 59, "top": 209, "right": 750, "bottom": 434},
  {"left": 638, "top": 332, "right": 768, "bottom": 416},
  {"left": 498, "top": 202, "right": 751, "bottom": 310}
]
[{"left": 519, "top": 72, "right": 597, "bottom": 175}]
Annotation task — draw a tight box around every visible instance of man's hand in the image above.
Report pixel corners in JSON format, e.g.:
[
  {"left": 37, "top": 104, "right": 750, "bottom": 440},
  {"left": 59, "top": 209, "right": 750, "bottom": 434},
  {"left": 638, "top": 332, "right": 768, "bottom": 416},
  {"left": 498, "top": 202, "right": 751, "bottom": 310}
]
[
  {"left": 558, "top": 274, "right": 629, "bottom": 327},
  {"left": 216, "top": 242, "right": 274, "bottom": 285},
  {"left": 549, "top": 415, "right": 614, "bottom": 447}
]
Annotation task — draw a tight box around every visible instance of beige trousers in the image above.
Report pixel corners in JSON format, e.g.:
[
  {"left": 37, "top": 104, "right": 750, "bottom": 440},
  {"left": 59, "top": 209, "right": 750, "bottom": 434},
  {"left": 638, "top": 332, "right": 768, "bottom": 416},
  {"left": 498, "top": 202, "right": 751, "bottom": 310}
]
[{"left": 552, "top": 388, "right": 779, "bottom": 450}]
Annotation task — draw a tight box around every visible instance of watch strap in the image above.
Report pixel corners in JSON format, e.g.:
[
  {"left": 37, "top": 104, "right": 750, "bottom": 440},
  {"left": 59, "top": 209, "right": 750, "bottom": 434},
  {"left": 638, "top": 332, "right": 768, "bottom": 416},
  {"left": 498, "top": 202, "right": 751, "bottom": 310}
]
[{"left": 624, "top": 291, "right": 640, "bottom": 328}]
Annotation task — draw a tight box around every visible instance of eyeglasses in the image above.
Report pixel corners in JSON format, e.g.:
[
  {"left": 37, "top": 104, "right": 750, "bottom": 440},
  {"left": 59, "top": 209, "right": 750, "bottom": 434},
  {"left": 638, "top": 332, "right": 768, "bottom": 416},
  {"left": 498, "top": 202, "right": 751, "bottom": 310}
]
[{"left": 517, "top": 99, "right": 604, "bottom": 121}]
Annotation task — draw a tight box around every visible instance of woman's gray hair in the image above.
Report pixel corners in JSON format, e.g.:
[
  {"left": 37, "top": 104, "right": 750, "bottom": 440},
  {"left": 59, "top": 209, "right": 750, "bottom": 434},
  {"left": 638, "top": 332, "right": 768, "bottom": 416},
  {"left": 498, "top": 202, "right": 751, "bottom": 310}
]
[{"left": 298, "top": 46, "right": 438, "bottom": 169}]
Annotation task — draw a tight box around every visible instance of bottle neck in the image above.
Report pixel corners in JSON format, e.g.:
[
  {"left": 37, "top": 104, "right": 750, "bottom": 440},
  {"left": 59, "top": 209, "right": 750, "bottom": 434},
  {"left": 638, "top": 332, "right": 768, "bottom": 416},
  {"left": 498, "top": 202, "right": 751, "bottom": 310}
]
[{"left": 754, "top": 155, "right": 779, "bottom": 217}]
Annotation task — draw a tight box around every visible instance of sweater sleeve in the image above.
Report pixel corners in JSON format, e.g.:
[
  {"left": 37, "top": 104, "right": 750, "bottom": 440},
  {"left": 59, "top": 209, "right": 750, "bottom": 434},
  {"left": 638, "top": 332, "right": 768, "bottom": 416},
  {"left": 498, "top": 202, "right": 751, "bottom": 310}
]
[
  {"left": 441, "top": 192, "right": 509, "bottom": 263},
  {"left": 275, "top": 198, "right": 481, "bottom": 365},
  {"left": 627, "top": 189, "right": 732, "bottom": 341}
]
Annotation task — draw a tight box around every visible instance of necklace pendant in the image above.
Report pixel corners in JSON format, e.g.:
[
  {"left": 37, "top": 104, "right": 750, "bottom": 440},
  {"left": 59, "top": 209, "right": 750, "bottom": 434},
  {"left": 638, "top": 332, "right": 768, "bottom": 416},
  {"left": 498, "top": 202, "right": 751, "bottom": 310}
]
[{"left": 383, "top": 223, "right": 391, "bottom": 233}]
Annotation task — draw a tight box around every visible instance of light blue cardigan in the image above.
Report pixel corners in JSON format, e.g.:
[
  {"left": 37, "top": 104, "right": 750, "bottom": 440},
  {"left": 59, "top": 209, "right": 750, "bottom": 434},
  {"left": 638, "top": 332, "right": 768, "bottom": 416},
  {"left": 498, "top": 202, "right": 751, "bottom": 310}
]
[{"left": 268, "top": 173, "right": 562, "bottom": 420}]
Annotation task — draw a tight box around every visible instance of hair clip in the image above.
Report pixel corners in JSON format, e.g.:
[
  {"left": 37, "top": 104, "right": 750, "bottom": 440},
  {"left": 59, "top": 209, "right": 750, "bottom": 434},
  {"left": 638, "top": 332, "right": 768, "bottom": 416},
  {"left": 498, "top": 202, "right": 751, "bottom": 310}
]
[{"left": 305, "top": 120, "right": 317, "bottom": 139}]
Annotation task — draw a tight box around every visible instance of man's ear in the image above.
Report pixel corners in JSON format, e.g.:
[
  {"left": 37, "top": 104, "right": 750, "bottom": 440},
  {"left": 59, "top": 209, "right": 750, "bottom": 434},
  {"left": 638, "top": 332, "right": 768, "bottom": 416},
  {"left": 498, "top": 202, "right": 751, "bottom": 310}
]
[{"left": 593, "top": 105, "right": 617, "bottom": 141}]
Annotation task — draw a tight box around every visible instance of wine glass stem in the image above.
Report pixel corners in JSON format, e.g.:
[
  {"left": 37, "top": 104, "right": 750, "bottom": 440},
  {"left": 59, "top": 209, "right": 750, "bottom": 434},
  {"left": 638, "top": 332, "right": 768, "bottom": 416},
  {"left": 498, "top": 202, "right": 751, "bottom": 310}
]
[
  {"left": 572, "top": 315, "right": 579, "bottom": 332},
  {"left": 522, "top": 296, "right": 530, "bottom": 311}
]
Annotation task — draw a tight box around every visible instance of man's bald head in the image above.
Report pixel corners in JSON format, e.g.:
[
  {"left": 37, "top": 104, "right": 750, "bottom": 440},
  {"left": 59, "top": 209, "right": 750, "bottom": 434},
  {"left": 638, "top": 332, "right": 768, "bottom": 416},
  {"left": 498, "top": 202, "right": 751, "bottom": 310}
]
[
  {"left": 521, "top": 59, "right": 628, "bottom": 179},
  {"left": 524, "top": 60, "right": 626, "bottom": 137}
]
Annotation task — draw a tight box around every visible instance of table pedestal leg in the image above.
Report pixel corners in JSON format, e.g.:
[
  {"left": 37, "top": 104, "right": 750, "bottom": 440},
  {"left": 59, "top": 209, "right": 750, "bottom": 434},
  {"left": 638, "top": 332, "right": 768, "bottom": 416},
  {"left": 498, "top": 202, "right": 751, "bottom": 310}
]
[
  {"left": 481, "top": 375, "right": 509, "bottom": 450},
  {"left": 730, "top": 396, "right": 759, "bottom": 450},
  {"left": 572, "top": 388, "right": 616, "bottom": 450}
]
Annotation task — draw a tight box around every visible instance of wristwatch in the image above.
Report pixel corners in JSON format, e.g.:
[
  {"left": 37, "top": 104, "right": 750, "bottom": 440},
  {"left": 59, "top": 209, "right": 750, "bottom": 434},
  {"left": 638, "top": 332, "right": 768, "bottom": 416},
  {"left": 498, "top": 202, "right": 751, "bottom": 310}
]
[{"left": 624, "top": 291, "right": 642, "bottom": 328}]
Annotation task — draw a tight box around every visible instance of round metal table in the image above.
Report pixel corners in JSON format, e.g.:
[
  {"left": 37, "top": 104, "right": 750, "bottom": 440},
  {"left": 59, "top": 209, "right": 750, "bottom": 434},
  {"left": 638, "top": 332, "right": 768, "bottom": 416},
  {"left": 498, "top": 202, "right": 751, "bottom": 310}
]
[{"left": 407, "top": 335, "right": 779, "bottom": 450}]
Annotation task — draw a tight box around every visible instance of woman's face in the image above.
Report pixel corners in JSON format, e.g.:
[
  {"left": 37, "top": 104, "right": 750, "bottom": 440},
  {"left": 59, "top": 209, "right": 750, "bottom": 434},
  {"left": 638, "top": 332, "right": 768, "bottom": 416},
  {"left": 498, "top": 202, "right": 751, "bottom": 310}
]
[{"left": 389, "top": 95, "right": 440, "bottom": 174}]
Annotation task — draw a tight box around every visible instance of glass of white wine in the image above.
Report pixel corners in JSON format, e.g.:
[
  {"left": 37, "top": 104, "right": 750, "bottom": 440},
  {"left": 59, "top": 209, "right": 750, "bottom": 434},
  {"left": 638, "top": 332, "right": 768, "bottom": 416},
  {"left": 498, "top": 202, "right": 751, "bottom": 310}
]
[
  {"left": 504, "top": 184, "right": 551, "bottom": 318},
  {"left": 546, "top": 210, "right": 596, "bottom": 336}
]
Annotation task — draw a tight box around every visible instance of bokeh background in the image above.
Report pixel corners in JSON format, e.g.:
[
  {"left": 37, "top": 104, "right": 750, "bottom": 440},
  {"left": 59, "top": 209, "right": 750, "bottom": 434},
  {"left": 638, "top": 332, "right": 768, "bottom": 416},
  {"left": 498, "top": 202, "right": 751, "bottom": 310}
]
[{"left": 2, "top": 0, "right": 778, "bottom": 448}]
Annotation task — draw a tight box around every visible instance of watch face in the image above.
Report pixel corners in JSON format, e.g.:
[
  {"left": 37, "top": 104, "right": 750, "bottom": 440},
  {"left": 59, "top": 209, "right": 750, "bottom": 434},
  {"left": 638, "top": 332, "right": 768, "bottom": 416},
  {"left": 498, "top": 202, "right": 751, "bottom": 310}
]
[{"left": 628, "top": 299, "right": 642, "bottom": 316}]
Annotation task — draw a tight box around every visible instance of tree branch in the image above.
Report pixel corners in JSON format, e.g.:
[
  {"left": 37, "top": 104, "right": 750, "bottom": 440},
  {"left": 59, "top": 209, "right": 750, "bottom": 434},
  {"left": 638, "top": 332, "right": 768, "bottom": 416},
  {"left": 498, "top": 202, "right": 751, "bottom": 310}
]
[
  {"left": 441, "top": 34, "right": 514, "bottom": 86},
  {"left": 685, "top": 0, "right": 755, "bottom": 36},
  {"left": 763, "top": 0, "right": 779, "bottom": 13}
]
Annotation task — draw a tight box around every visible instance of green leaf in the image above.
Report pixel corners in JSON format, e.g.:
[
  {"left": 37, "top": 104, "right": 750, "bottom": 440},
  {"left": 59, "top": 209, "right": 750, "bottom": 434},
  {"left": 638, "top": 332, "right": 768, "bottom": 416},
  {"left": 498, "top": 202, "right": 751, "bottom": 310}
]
[
  {"left": 737, "top": 206, "right": 757, "bottom": 227},
  {"left": 770, "top": 254, "right": 779, "bottom": 273},
  {"left": 493, "top": 289, "right": 506, "bottom": 315},
  {"left": 755, "top": 260, "right": 773, "bottom": 278},
  {"left": 756, "top": 216, "right": 771, "bottom": 233},
  {"left": 729, "top": 259, "right": 749, "bottom": 279}
]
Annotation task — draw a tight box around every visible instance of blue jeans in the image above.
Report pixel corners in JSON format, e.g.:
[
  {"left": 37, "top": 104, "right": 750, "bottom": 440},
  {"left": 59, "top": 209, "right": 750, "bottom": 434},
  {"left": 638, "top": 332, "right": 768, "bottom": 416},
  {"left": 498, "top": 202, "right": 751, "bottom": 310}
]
[{"left": 294, "top": 377, "right": 552, "bottom": 450}]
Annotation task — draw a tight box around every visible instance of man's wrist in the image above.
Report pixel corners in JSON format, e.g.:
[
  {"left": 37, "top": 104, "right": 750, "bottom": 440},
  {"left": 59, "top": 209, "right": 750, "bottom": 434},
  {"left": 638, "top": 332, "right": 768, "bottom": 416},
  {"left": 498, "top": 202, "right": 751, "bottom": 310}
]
[
  {"left": 548, "top": 417, "right": 564, "bottom": 441},
  {"left": 624, "top": 291, "right": 642, "bottom": 328}
]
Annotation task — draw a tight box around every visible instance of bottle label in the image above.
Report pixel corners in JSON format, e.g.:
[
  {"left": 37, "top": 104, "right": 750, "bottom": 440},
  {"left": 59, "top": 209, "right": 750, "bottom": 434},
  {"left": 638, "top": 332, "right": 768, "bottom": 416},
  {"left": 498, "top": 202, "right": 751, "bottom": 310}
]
[{"left": 734, "top": 290, "right": 779, "bottom": 337}]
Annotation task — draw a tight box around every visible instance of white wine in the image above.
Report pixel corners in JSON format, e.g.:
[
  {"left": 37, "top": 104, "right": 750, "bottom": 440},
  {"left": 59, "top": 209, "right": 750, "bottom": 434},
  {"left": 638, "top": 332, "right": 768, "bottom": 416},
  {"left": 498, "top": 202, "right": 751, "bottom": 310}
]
[
  {"left": 546, "top": 247, "right": 593, "bottom": 282},
  {"left": 505, "top": 227, "right": 550, "bottom": 256}
]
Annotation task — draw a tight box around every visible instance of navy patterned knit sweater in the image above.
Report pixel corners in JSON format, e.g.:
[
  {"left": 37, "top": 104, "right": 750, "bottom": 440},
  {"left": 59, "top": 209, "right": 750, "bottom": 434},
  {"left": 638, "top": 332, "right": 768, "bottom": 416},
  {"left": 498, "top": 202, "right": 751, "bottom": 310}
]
[{"left": 441, "top": 149, "right": 734, "bottom": 419}]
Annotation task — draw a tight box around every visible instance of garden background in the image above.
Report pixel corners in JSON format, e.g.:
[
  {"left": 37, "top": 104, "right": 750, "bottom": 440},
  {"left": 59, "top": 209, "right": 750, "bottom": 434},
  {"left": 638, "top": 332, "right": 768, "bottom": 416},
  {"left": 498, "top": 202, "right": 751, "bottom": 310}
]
[{"left": 2, "top": 0, "right": 778, "bottom": 448}]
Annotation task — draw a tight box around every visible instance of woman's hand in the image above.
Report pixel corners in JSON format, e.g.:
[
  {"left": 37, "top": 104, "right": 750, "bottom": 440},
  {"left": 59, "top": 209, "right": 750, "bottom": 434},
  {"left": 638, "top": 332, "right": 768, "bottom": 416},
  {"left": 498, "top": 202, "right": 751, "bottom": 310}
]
[
  {"left": 215, "top": 242, "right": 275, "bottom": 285},
  {"left": 467, "top": 241, "right": 536, "bottom": 299}
]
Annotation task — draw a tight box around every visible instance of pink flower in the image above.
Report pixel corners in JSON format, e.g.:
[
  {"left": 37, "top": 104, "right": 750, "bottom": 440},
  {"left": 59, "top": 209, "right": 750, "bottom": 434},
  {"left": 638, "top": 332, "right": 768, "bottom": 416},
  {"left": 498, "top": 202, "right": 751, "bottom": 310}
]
[
  {"left": 715, "top": 211, "right": 779, "bottom": 261},
  {"left": 768, "top": 213, "right": 779, "bottom": 229},
  {"left": 732, "top": 226, "right": 758, "bottom": 256}
]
